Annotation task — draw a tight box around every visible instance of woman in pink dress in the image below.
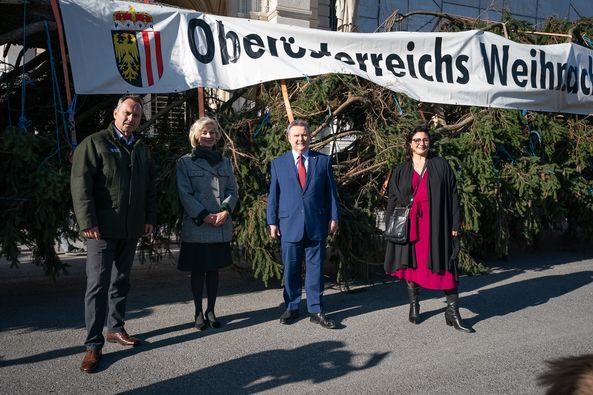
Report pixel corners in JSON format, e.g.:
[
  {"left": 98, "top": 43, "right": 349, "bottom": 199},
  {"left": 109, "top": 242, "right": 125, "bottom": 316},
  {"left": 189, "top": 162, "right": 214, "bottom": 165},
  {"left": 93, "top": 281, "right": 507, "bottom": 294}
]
[{"left": 384, "top": 126, "right": 474, "bottom": 333}]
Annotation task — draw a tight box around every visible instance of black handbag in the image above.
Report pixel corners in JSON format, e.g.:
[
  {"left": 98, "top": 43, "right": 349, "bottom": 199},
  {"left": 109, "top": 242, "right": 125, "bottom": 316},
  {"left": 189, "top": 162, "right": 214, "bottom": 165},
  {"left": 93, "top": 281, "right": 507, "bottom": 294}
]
[
  {"left": 384, "top": 206, "right": 411, "bottom": 243},
  {"left": 384, "top": 162, "right": 427, "bottom": 244}
]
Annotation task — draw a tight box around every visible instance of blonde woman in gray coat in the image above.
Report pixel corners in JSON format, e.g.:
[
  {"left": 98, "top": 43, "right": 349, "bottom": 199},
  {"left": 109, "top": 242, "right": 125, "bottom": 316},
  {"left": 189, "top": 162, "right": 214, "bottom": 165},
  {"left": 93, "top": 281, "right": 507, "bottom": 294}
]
[{"left": 176, "top": 117, "right": 238, "bottom": 330}]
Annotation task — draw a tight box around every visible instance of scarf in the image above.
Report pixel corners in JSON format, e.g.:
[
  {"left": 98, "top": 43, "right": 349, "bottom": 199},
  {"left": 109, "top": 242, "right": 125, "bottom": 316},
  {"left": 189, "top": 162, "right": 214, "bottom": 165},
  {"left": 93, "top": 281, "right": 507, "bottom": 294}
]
[{"left": 191, "top": 146, "right": 223, "bottom": 165}]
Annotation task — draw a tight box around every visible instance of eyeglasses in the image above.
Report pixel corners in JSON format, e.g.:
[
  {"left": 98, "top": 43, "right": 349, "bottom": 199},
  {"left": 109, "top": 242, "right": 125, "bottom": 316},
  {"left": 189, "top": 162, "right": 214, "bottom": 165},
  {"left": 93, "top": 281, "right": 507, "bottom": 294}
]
[{"left": 412, "top": 138, "right": 430, "bottom": 145}]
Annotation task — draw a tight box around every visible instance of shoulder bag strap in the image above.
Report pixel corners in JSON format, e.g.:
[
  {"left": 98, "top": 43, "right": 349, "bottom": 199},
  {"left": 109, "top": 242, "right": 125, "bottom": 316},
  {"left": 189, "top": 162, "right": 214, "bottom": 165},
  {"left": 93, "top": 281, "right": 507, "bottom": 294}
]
[{"left": 407, "top": 160, "right": 428, "bottom": 208}]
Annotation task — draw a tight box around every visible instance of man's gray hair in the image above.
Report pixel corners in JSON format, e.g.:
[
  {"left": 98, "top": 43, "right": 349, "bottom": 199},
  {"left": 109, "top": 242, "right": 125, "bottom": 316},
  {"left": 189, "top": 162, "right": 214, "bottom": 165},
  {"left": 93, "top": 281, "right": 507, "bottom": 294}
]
[
  {"left": 116, "top": 95, "right": 143, "bottom": 111},
  {"left": 286, "top": 119, "right": 310, "bottom": 135}
]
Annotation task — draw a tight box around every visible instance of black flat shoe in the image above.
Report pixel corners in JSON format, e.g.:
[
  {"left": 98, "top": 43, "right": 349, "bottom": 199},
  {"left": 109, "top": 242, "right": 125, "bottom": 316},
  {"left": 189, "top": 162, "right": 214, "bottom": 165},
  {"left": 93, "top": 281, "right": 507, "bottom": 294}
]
[
  {"left": 195, "top": 311, "right": 207, "bottom": 331},
  {"left": 279, "top": 309, "right": 299, "bottom": 325},
  {"left": 205, "top": 310, "right": 220, "bottom": 328}
]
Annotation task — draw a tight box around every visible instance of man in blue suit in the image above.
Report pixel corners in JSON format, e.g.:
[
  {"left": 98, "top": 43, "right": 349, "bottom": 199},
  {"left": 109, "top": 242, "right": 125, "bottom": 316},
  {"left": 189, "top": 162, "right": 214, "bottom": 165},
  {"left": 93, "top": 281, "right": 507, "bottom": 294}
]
[{"left": 267, "top": 119, "right": 340, "bottom": 329}]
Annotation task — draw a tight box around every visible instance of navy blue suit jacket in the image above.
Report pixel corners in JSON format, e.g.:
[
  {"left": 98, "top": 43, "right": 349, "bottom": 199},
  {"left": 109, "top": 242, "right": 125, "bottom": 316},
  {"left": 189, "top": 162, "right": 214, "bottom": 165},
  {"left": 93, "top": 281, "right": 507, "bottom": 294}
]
[{"left": 267, "top": 150, "right": 340, "bottom": 242}]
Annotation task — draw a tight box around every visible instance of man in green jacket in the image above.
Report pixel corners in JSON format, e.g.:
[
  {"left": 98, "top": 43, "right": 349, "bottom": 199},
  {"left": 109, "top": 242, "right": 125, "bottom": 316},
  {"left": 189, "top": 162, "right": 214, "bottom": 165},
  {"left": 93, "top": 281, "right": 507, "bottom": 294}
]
[{"left": 71, "top": 95, "right": 157, "bottom": 373}]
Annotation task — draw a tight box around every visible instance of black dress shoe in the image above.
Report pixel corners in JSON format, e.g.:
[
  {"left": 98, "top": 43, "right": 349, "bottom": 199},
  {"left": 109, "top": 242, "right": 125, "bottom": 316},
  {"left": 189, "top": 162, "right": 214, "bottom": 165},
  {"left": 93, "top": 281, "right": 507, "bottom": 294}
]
[
  {"left": 195, "top": 311, "right": 207, "bottom": 331},
  {"left": 279, "top": 309, "right": 299, "bottom": 325},
  {"left": 205, "top": 310, "right": 221, "bottom": 329},
  {"left": 310, "top": 312, "right": 337, "bottom": 329}
]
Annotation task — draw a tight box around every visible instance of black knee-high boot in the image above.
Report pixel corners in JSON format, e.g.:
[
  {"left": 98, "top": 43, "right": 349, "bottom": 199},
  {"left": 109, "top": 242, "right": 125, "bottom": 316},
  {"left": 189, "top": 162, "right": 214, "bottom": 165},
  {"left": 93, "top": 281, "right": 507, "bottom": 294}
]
[
  {"left": 445, "top": 292, "right": 475, "bottom": 333},
  {"left": 407, "top": 281, "right": 421, "bottom": 324}
]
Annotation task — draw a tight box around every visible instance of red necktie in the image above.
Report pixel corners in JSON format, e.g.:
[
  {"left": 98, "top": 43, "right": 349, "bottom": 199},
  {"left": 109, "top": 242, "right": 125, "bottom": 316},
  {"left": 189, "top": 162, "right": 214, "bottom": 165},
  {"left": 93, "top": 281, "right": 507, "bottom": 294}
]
[{"left": 298, "top": 154, "right": 306, "bottom": 190}]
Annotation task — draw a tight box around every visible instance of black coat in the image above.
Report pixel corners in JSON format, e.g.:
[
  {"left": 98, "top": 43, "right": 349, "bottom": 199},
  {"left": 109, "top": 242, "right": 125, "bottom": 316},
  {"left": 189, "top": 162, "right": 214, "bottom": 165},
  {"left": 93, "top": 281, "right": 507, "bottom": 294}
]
[{"left": 383, "top": 154, "right": 461, "bottom": 277}]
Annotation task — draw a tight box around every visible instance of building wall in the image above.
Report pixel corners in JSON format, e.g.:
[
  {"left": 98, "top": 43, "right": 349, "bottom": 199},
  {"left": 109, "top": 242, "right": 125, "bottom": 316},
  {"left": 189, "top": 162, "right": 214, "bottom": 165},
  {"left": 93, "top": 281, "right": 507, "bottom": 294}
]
[
  {"left": 317, "top": 0, "right": 333, "bottom": 30},
  {"left": 0, "top": 47, "right": 40, "bottom": 77},
  {"left": 228, "top": 0, "right": 592, "bottom": 33},
  {"left": 227, "top": 0, "right": 331, "bottom": 29}
]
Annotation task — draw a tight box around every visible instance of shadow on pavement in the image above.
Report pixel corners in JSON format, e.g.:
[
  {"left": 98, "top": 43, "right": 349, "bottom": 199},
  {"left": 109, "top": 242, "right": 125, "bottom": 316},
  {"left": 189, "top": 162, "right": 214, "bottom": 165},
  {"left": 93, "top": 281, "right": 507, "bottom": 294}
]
[
  {"left": 1, "top": 250, "right": 592, "bottom": 370},
  {"left": 355, "top": 249, "right": 593, "bottom": 328},
  {"left": 0, "top": 345, "right": 85, "bottom": 368},
  {"left": 461, "top": 271, "right": 593, "bottom": 327},
  {"left": 481, "top": 248, "right": 593, "bottom": 272},
  {"left": 404, "top": 270, "right": 593, "bottom": 325},
  {"left": 119, "top": 341, "right": 389, "bottom": 394}
]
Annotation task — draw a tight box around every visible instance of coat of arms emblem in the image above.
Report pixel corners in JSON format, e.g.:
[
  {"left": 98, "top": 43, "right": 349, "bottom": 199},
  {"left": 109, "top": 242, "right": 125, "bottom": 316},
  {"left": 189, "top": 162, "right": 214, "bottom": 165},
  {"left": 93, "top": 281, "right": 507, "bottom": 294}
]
[{"left": 112, "top": 6, "right": 163, "bottom": 87}]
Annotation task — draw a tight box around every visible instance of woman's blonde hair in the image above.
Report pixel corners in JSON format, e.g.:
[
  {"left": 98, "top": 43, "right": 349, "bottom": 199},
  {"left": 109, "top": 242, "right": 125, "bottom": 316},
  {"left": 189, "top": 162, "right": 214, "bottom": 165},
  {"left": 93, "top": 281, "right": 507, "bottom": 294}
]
[{"left": 188, "top": 117, "right": 221, "bottom": 147}]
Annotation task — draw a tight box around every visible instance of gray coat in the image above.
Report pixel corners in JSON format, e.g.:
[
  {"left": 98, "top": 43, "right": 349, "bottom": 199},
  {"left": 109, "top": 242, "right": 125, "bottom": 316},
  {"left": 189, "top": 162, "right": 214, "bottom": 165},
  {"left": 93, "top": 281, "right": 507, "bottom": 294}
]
[{"left": 176, "top": 153, "right": 238, "bottom": 243}]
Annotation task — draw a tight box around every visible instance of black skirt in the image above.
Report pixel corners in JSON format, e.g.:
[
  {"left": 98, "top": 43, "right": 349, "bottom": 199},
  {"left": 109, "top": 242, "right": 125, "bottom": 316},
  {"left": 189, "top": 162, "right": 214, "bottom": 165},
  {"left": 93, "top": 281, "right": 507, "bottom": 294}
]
[{"left": 177, "top": 242, "right": 233, "bottom": 272}]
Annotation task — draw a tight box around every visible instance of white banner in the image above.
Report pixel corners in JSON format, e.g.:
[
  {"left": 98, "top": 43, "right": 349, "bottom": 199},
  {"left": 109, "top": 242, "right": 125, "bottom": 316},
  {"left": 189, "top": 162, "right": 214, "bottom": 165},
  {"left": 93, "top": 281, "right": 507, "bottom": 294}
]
[{"left": 59, "top": 0, "right": 593, "bottom": 115}]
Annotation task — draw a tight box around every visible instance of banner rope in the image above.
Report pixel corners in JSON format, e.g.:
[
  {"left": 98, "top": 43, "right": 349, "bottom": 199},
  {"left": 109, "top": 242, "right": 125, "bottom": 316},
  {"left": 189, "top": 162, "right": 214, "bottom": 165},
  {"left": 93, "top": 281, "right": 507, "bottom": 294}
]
[
  {"left": 50, "top": 0, "right": 76, "bottom": 146},
  {"left": 44, "top": 20, "right": 70, "bottom": 162},
  {"left": 17, "top": 1, "right": 31, "bottom": 131}
]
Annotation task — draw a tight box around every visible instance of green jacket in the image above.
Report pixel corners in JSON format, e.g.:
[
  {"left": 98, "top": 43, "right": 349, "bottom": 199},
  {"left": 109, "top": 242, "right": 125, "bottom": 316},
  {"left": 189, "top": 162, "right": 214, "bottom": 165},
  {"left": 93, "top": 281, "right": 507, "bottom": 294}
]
[{"left": 71, "top": 124, "right": 157, "bottom": 239}]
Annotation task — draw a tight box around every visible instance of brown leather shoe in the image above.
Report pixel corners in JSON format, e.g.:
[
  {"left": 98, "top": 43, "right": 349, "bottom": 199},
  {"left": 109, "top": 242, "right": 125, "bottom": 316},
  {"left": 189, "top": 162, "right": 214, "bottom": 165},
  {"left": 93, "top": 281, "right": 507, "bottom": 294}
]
[
  {"left": 80, "top": 349, "right": 101, "bottom": 373},
  {"left": 105, "top": 330, "right": 141, "bottom": 347}
]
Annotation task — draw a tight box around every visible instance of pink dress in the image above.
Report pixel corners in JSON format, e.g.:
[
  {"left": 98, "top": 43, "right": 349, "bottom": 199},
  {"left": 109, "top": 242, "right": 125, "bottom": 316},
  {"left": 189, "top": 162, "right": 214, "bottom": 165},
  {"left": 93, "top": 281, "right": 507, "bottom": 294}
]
[{"left": 392, "top": 170, "right": 458, "bottom": 290}]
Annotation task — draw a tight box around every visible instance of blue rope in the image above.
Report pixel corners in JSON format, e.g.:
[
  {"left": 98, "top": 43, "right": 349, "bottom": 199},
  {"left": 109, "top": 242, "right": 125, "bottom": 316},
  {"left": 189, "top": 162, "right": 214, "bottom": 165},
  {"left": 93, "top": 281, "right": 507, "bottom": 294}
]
[
  {"left": 393, "top": 94, "right": 404, "bottom": 115},
  {"left": 253, "top": 111, "right": 271, "bottom": 138},
  {"left": 17, "top": 1, "right": 29, "bottom": 131},
  {"left": 527, "top": 129, "right": 542, "bottom": 156},
  {"left": 7, "top": 84, "right": 13, "bottom": 128},
  {"left": 45, "top": 20, "right": 70, "bottom": 160},
  {"left": 44, "top": 21, "right": 61, "bottom": 160},
  {"left": 520, "top": 110, "right": 543, "bottom": 157},
  {"left": 67, "top": 94, "right": 78, "bottom": 149},
  {"left": 582, "top": 34, "right": 593, "bottom": 49},
  {"left": 495, "top": 144, "right": 516, "bottom": 165}
]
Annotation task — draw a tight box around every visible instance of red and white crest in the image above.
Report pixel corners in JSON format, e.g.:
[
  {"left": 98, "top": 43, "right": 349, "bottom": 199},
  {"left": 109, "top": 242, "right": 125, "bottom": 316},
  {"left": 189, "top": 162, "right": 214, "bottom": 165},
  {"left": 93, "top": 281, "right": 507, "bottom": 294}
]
[{"left": 111, "top": 6, "right": 163, "bottom": 87}]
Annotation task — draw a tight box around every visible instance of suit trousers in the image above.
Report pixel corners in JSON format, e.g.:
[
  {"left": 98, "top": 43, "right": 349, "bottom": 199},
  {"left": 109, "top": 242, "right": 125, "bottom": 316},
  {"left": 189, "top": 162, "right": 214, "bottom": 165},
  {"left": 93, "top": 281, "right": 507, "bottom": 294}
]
[
  {"left": 281, "top": 234, "right": 325, "bottom": 314},
  {"left": 84, "top": 238, "right": 138, "bottom": 350}
]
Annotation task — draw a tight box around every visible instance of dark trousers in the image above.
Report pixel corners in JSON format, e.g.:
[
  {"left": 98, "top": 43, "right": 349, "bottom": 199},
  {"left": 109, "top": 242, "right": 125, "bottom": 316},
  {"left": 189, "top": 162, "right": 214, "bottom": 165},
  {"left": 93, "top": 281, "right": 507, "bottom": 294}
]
[
  {"left": 84, "top": 238, "right": 138, "bottom": 350},
  {"left": 281, "top": 234, "right": 325, "bottom": 314}
]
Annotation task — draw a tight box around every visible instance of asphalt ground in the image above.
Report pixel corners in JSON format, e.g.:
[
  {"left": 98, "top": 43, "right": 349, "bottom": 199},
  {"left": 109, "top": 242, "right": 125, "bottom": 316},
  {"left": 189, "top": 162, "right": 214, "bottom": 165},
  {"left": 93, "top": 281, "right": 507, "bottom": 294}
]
[{"left": 1, "top": 247, "right": 593, "bottom": 394}]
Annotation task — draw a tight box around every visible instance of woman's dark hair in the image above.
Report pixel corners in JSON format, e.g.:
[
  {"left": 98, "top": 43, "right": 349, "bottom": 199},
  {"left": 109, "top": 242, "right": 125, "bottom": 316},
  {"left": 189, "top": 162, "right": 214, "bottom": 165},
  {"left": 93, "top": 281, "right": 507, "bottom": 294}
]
[
  {"left": 405, "top": 125, "right": 431, "bottom": 157},
  {"left": 538, "top": 354, "right": 593, "bottom": 395}
]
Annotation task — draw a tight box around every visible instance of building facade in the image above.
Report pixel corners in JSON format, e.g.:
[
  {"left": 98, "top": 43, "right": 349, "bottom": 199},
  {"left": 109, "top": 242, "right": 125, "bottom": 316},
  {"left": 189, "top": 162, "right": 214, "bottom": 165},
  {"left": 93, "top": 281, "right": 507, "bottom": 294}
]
[{"left": 227, "top": 0, "right": 593, "bottom": 32}]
